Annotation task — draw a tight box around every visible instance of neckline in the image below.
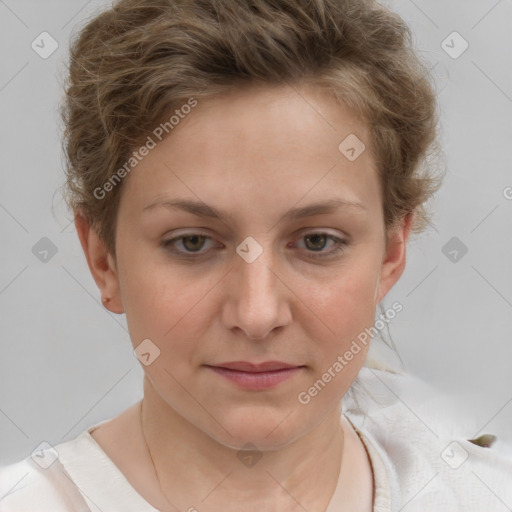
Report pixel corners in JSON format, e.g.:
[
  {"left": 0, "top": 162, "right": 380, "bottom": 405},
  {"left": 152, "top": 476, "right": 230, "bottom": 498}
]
[
  {"left": 57, "top": 421, "right": 160, "bottom": 511},
  {"left": 343, "top": 415, "right": 392, "bottom": 512},
  {"left": 57, "top": 414, "right": 389, "bottom": 512}
]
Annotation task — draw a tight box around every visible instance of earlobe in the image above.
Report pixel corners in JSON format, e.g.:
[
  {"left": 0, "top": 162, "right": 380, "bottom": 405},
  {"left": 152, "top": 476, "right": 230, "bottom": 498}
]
[
  {"left": 374, "top": 212, "right": 414, "bottom": 305},
  {"left": 74, "top": 211, "right": 124, "bottom": 314}
]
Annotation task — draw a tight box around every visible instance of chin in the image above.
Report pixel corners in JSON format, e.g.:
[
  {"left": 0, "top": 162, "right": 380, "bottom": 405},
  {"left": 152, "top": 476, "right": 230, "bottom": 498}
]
[{"left": 203, "top": 411, "right": 307, "bottom": 452}]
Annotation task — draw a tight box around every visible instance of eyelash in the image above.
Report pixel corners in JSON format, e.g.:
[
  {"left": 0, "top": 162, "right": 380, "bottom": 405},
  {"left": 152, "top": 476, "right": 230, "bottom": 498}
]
[{"left": 161, "top": 231, "right": 349, "bottom": 260}]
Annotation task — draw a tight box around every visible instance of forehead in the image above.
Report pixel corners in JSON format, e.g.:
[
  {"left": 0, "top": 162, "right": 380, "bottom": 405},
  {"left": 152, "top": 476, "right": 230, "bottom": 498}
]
[{"left": 118, "top": 84, "right": 381, "bottom": 222}]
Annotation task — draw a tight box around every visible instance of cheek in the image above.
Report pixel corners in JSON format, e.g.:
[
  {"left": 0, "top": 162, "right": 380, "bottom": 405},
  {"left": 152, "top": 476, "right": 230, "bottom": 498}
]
[
  {"left": 120, "top": 257, "right": 218, "bottom": 349},
  {"left": 301, "top": 268, "right": 378, "bottom": 397},
  {"left": 309, "top": 262, "right": 379, "bottom": 338},
  {"left": 119, "top": 239, "right": 380, "bottom": 361},
  {"left": 302, "top": 261, "right": 379, "bottom": 388}
]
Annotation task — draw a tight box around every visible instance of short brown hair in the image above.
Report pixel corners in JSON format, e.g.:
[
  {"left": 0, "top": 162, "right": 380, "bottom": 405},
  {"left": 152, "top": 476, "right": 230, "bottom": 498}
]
[{"left": 61, "top": 0, "right": 445, "bottom": 259}]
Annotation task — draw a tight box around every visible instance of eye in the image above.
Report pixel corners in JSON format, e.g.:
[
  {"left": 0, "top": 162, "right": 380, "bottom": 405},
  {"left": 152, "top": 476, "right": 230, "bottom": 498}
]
[
  {"left": 294, "top": 232, "right": 348, "bottom": 259},
  {"left": 161, "top": 231, "right": 349, "bottom": 260},
  {"left": 161, "top": 233, "right": 216, "bottom": 257}
]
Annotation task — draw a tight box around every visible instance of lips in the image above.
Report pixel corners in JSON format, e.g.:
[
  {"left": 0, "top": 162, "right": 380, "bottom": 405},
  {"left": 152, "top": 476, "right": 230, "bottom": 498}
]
[
  {"left": 208, "top": 361, "right": 303, "bottom": 372},
  {"left": 205, "top": 362, "right": 304, "bottom": 390}
]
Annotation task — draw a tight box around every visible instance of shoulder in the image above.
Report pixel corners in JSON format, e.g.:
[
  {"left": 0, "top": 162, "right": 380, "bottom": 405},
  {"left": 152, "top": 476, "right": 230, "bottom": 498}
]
[
  {"left": 345, "top": 366, "right": 512, "bottom": 511},
  {"left": 0, "top": 440, "right": 91, "bottom": 511}
]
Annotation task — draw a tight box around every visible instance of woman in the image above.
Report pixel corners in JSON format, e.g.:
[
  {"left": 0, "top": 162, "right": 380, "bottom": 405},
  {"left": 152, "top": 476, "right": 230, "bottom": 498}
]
[{"left": 1, "top": 0, "right": 510, "bottom": 510}]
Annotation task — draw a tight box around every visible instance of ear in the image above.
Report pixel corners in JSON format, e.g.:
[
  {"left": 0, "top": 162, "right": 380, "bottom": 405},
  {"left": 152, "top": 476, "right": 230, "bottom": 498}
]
[
  {"left": 374, "top": 211, "right": 414, "bottom": 305},
  {"left": 74, "top": 211, "right": 124, "bottom": 314}
]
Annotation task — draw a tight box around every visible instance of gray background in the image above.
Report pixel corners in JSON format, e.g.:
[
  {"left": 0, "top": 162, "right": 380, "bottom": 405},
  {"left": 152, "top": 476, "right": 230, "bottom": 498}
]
[{"left": 0, "top": 0, "right": 511, "bottom": 464}]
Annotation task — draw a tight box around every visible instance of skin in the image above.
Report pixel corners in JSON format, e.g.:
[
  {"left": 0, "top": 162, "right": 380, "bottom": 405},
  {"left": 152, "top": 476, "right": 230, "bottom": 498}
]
[{"left": 75, "top": 83, "right": 412, "bottom": 511}]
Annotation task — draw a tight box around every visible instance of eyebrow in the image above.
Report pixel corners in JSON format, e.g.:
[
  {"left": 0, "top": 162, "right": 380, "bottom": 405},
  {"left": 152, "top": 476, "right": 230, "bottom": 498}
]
[{"left": 142, "top": 197, "right": 368, "bottom": 222}]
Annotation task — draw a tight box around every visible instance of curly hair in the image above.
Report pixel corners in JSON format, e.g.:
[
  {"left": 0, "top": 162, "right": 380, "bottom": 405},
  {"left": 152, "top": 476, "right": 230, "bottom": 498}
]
[{"left": 60, "top": 0, "right": 445, "bottom": 260}]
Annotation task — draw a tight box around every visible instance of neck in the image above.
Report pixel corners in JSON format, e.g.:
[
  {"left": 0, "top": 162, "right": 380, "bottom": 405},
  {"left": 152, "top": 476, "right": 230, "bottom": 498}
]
[{"left": 139, "top": 376, "right": 345, "bottom": 512}]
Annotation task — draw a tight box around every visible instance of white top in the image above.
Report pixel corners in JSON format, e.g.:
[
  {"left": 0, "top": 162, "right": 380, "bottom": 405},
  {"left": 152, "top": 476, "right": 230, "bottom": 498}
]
[{"left": 1, "top": 367, "right": 511, "bottom": 511}]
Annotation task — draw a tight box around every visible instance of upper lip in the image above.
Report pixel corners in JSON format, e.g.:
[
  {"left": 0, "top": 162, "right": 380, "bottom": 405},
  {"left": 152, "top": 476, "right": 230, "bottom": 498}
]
[{"left": 208, "top": 361, "right": 303, "bottom": 372}]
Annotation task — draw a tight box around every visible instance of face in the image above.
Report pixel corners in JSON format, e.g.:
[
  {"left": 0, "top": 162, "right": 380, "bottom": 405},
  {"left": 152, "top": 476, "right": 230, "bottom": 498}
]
[{"left": 79, "top": 83, "right": 410, "bottom": 450}]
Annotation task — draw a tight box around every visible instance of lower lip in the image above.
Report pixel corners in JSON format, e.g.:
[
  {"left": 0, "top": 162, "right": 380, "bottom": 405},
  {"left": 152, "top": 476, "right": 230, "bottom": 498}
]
[{"left": 206, "top": 366, "right": 303, "bottom": 390}]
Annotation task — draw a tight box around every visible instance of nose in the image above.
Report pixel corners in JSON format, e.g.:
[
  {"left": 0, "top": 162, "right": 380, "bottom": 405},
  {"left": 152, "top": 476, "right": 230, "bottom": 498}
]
[{"left": 222, "top": 244, "right": 292, "bottom": 340}]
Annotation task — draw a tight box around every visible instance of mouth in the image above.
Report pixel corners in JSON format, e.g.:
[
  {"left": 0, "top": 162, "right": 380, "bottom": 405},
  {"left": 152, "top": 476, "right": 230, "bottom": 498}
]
[{"left": 204, "top": 361, "right": 306, "bottom": 390}]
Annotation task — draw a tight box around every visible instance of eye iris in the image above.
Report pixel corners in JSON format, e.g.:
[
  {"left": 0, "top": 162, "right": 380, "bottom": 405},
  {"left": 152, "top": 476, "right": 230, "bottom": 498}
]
[
  {"left": 305, "top": 234, "right": 327, "bottom": 251},
  {"left": 182, "top": 235, "right": 206, "bottom": 252}
]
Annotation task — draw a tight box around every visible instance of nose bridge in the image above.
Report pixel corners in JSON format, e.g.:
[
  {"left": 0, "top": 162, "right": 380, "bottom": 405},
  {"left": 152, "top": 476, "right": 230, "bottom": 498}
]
[
  {"left": 224, "top": 236, "right": 290, "bottom": 339},
  {"left": 239, "top": 247, "right": 275, "bottom": 294},
  {"left": 237, "top": 238, "right": 278, "bottom": 305}
]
